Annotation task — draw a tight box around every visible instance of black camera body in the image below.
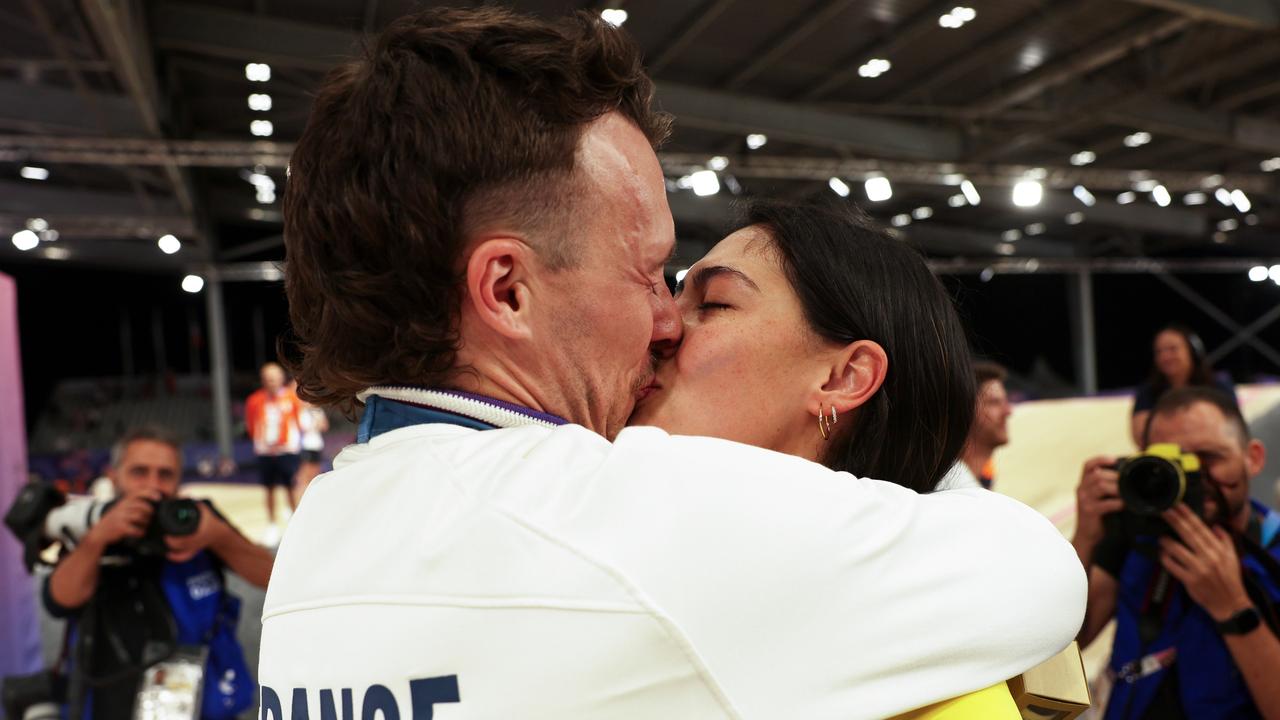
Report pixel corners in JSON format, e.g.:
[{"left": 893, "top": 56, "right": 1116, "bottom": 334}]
[
  {"left": 1, "top": 669, "right": 64, "bottom": 720},
  {"left": 4, "top": 480, "right": 202, "bottom": 566},
  {"left": 1105, "top": 443, "right": 1205, "bottom": 541},
  {"left": 124, "top": 497, "right": 202, "bottom": 557}
]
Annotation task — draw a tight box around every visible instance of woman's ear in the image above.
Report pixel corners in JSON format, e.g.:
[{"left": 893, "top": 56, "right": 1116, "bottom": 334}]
[
  {"left": 464, "top": 237, "right": 535, "bottom": 340},
  {"left": 812, "top": 340, "right": 888, "bottom": 416}
]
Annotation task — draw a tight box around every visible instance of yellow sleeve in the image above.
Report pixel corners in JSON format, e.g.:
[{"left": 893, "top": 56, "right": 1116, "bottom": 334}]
[{"left": 888, "top": 683, "right": 1021, "bottom": 720}]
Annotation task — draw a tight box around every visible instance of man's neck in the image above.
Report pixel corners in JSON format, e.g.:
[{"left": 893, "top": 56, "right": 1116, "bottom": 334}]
[
  {"left": 1230, "top": 502, "right": 1252, "bottom": 534},
  {"left": 962, "top": 444, "right": 993, "bottom": 479}
]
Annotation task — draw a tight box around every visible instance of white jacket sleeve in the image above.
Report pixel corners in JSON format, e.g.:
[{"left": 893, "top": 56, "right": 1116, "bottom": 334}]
[{"left": 533, "top": 427, "right": 1086, "bottom": 719}]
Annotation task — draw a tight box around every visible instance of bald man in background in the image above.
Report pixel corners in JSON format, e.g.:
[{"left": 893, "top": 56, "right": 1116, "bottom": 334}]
[{"left": 245, "top": 362, "right": 301, "bottom": 546}]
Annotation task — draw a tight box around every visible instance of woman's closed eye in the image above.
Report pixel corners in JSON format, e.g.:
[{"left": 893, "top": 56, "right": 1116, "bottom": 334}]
[{"left": 698, "top": 301, "right": 731, "bottom": 312}]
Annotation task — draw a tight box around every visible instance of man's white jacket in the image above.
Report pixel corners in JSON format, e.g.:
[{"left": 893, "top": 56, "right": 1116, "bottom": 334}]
[{"left": 260, "top": 422, "right": 1086, "bottom": 719}]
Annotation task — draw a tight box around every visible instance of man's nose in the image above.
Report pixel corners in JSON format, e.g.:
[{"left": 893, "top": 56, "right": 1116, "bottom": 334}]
[{"left": 649, "top": 283, "right": 683, "bottom": 360}]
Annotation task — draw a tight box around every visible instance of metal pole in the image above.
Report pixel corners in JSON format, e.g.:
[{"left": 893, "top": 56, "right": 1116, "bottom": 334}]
[
  {"left": 119, "top": 308, "right": 134, "bottom": 378},
  {"left": 252, "top": 304, "right": 265, "bottom": 370},
  {"left": 204, "top": 278, "right": 233, "bottom": 459},
  {"left": 151, "top": 306, "right": 167, "bottom": 375},
  {"left": 1073, "top": 269, "right": 1098, "bottom": 395}
]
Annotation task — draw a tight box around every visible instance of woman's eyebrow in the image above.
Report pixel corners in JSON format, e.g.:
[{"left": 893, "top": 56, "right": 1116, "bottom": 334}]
[{"left": 681, "top": 265, "right": 761, "bottom": 294}]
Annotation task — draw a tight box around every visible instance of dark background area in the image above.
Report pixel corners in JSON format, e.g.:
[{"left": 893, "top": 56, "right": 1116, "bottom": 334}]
[{"left": 9, "top": 257, "right": 1279, "bottom": 430}]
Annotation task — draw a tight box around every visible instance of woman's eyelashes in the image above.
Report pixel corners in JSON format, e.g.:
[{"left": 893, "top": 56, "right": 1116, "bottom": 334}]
[{"left": 697, "top": 301, "right": 731, "bottom": 312}]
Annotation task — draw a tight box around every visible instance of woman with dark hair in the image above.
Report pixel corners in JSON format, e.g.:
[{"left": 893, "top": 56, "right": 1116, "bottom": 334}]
[
  {"left": 1130, "top": 324, "right": 1238, "bottom": 446},
  {"left": 631, "top": 199, "right": 974, "bottom": 493},
  {"left": 630, "top": 199, "right": 1030, "bottom": 716}
]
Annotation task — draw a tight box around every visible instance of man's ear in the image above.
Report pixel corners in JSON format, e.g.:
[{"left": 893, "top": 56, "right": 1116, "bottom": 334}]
[
  {"left": 464, "top": 237, "right": 536, "bottom": 340},
  {"left": 1245, "top": 437, "right": 1266, "bottom": 478},
  {"left": 811, "top": 340, "right": 888, "bottom": 417}
]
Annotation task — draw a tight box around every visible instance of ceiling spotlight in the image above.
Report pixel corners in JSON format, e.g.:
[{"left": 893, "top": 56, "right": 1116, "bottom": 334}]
[
  {"left": 1065, "top": 212, "right": 1085, "bottom": 225},
  {"left": 11, "top": 229, "right": 39, "bottom": 251},
  {"left": 1215, "top": 187, "right": 1233, "bottom": 205},
  {"left": 1213, "top": 232, "right": 1229, "bottom": 244},
  {"left": 980, "top": 267, "right": 995, "bottom": 282},
  {"left": 1151, "top": 184, "right": 1171, "bottom": 207},
  {"left": 708, "top": 156, "right": 729, "bottom": 171},
  {"left": 1260, "top": 157, "right": 1280, "bottom": 172},
  {"left": 1117, "top": 191, "right": 1136, "bottom": 205},
  {"left": 1123, "top": 131, "right": 1152, "bottom": 147},
  {"left": 20, "top": 166, "right": 49, "bottom": 181},
  {"left": 247, "top": 93, "right": 272, "bottom": 111},
  {"left": 828, "top": 177, "right": 851, "bottom": 197},
  {"left": 689, "top": 170, "right": 720, "bottom": 197},
  {"left": 891, "top": 213, "right": 912, "bottom": 227},
  {"left": 939, "top": 6, "right": 975, "bottom": 27},
  {"left": 912, "top": 206, "right": 934, "bottom": 220},
  {"left": 1230, "top": 189, "right": 1251, "bottom": 213},
  {"left": 745, "top": 133, "right": 768, "bottom": 150},
  {"left": 864, "top": 175, "right": 892, "bottom": 202},
  {"left": 1249, "top": 266, "right": 1268, "bottom": 282},
  {"left": 858, "top": 58, "right": 892, "bottom": 78},
  {"left": 1183, "top": 191, "right": 1207, "bottom": 205},
  {"left": 250, "top": 119, "right": 274, "bottom": 137},
  {"left": 1025, "top": 222, "right": 1046, "bottom": 236},
  {"left": 1217, "top": 218, "right": 1239, "bottom": 232},
  {"left": 1133, "top": 179, "right": 1158, "bottom": 192},
  {"left": 245, "top": 63, "right": 271, "bottom": 82},
  {"left": 1271, "top": 265, "right": 1280, "bottom": 283},
  {"left": 1073, "top": 185, "right": 1096, "bottom": 207},
  {"left": 1002, "top": 229, "right": 1022, "bottom": 242},
  {"left": 157, "top": 234, "right": 182, "bottom": 255},
  {"left": 960, "top": 179, "right": 981, "bottom": 205},
  {"left": 995, "top": 242, "right": 1016, "bottom": 256},
  {"left": 1246, "top": 214, "right": 1259, "bottom": 226},
  {"left": 1201, "top": 174, "right": 1225, "bottom": 188},
  {"left": 948, "top": 194, "right": 967, "bottom": 207},
  {"left": 600, "top": 8, "right": 627, "bottom": 26},
  {"left": 26, "top": 218, "right": 48, "bottom": 232},
  {"left": 181, "top": 275, "right": 205, "bottom": 293},
  {"left": 1012, "top": 179, "right": 1042, "bottom": 207},
  {"left": 942, "top": 173, "right": 963, "bottom": 185},
  {"left": 1069, "top": 150, "right": 1096, "bottom": 166}
]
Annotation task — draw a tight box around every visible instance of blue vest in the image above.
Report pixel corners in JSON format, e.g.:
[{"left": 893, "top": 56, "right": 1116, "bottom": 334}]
[{"left": 1105, "top": 501, "right": 1280, "bottom": 719}]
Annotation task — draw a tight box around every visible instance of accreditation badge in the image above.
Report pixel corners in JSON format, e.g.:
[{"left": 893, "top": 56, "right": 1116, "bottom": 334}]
[{"left": 133, "top": 645, "right": 207, "bottom": 720}]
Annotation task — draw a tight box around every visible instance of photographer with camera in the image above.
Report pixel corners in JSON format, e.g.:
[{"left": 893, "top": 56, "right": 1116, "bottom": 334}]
[
  {"left": 1074, "top": 387, "right": 1280, "bottom": 719},
  {"left": 40, "top": 426, "right": 273, "bottom": 719}
]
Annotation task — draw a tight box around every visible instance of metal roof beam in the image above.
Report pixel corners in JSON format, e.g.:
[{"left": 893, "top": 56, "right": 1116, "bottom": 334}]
[
  {"left": 0, "top": 80, "right": 144, "bottom": 134},
  {"left": 647, "top": 0, "right": 739, "bottom": 75},
  {"left": 656, "top": 83, "right": 964, "bottom": 160},
  {"left": 152, "top": 2, "right": 358, "bottom": 70},
  {"left": 719, "top": 0, "right": 857, "bottom": 91},
  {"left": 965, "top": 14, "right": 1192, "bottom": 118},
  {"left": 0, "top": 179, "right": 181, "bottom": 217},
  {"left": 1121, "top": 0, "right": 1280, "bottom": 29}
]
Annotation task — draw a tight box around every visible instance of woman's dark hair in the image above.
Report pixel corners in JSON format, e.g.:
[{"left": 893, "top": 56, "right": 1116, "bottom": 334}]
[
  {"left": 1146, "top": 323, "right": 1214, "bottom": 397},
  {"left": 283, "top": 7, "right": 671, "bottom": 414},
  {"left": 741, "top": 199, "right": 974, "bottom": 493}
]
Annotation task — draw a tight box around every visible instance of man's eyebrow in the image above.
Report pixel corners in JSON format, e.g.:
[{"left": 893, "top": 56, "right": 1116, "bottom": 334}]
[{"left": 681, "top": 265, "right": 761, "bottom": 294}]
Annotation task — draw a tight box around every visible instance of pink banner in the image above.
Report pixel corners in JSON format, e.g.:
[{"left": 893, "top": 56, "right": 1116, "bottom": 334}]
[{"left": 0, "top": 272, "right": 40, "bottom": 682}]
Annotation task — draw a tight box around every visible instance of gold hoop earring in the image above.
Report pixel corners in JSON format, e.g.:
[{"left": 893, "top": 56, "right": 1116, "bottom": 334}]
[
  {"left": 829, "top": 406, "right": 838, "bottom": 427},
  {"left": 818, "top": 404, "right": 831, "bottom": 440}
]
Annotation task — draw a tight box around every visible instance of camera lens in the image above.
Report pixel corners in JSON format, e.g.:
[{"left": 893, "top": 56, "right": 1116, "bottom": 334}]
[
  {"left": 1119, "top": 456, "right": 1184, "bottom": 515},
  {"left": 157, "top": 499, "right": 201, "bottom": 536}
]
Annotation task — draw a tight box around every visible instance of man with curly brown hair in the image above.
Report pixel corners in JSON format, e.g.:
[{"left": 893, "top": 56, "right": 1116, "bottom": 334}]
[{"left": 260, "top": 7, "right": 1085, "bottom": 718}]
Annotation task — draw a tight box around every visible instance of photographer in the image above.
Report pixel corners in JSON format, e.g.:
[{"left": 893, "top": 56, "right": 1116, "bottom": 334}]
[
  {"left": 44, "top": 426, "right": 273, "bottom": 719},
  {"left": 1074, "top": 387, "right": 1280, "bottom": 719}
]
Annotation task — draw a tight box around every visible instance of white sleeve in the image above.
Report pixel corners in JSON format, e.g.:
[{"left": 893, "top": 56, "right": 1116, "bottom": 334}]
[{"left": 544, "top": 427, "right": 1086, "bottom": 719}]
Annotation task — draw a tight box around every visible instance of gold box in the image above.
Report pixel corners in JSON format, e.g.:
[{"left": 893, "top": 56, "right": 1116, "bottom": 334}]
[{"left": 1006, "top": 642, "right": 1091, "bottom": 720}]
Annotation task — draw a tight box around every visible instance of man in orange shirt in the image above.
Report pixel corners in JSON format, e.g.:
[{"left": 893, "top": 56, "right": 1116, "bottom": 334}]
[{"left": 244, "top": 362, "right": 301, "bottom": 545}]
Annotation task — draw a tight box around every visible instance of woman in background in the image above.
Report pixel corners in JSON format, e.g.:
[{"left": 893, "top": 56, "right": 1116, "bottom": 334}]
[
  {"left": 291, "top": 380, "right": 329, "bottom": 502},
  {"left": 1130, "top": 324, "right": 1237, "bottom": 446}
]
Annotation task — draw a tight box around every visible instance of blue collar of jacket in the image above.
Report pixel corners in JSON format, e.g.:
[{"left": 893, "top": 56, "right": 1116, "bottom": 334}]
[{"left": 357, "top": 387, "right": 568, "bottom": 443}]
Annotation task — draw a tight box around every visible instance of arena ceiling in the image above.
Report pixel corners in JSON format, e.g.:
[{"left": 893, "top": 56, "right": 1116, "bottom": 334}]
[{"left": 1, "top": 0, "right": 1278, "bottom": 277}]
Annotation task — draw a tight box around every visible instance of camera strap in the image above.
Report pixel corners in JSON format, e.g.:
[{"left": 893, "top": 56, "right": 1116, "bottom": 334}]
[{"left": 1138, "top": 568, "right": 1175, "bottom": 645}]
